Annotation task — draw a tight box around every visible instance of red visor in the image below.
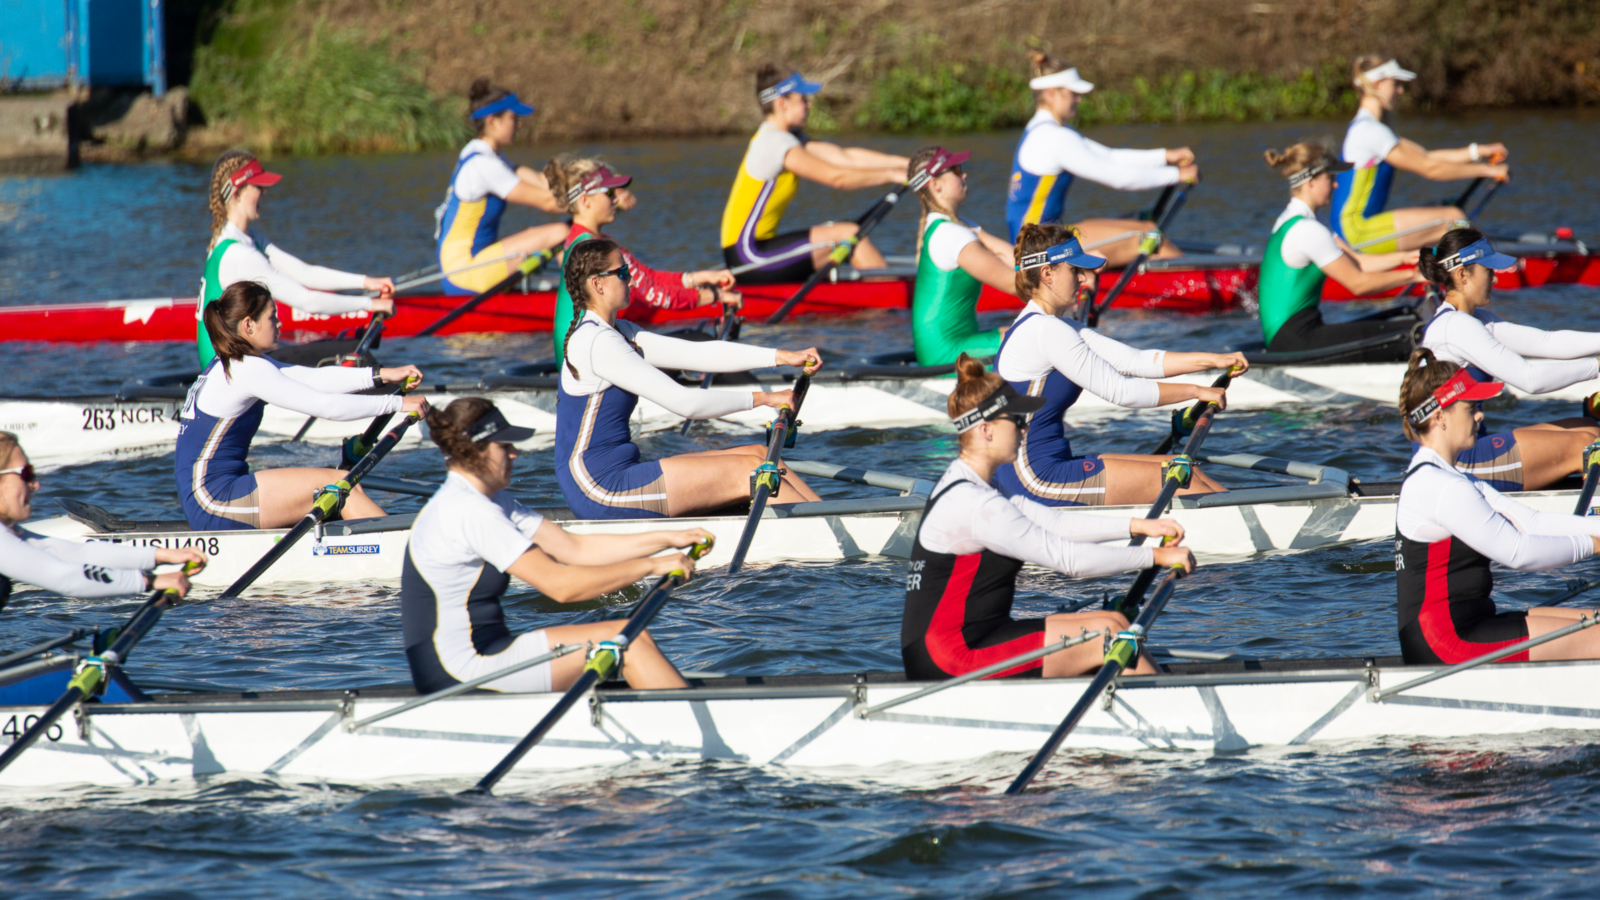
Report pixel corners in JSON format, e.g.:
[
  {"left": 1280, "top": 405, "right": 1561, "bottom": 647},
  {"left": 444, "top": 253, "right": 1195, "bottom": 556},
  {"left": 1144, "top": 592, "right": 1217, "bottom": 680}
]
[
  {"left": 229, "top": 158, "right": 282, "bottom": 191},
  {"left": 566, "top": 165, "right": 633, "bottom": 202},
  {"left": 1408, "top": 368, "right": 1504, "bottom": 425},
  {"left": 909, "top": 147, "right": 971, "bottom": 189}
]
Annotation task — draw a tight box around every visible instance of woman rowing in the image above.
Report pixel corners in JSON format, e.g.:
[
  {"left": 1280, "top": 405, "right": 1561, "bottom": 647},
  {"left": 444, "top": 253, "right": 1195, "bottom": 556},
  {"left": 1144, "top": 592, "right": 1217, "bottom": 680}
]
[
  {"left": 721, "top": 65, "right": 908, "bottom": 284},
  {"left": 903, "top": 355, "right": 1194, "bottom": 680},
  {"left": 1395, "top": 352, "right": 1600, "bottom": 665},
  {"left": 1333, "top": 56, "right": 1509, "bottom": 253},
  {"left": 200, "top": 151, "right": 394, "bottom": 367},
  {"left": 403, "top": 398, "right": 697, "bottom": 693},
  {"left": 1006, "top": 52, "right": 1196, "bottom": 267},
  {"left": 995, "top": 224, "right": 1242, "bottom": 507},
  {"left": 907, "top": 146, "right": 1020, "bottom": 366},
  {"left": 1415, "top": 228, "right": 1600, "bottom": 491},
  {"left": 546, "top": 155, "right": 742, "bottom": 359},
  {"left": 1, "top": 432, "right": 201, "bottom": 609},
  {"left": 1257, "top": 142, "right": 1424, "bottom": 358},
  {"left": 435, "top": 79, "right": 568, "bottom": 297},
  {"left": 177, "top": 282, "right": 428, "bottom": 531},
  {"left": 557, "top": 238, "right": 823, "bottom": 519}
]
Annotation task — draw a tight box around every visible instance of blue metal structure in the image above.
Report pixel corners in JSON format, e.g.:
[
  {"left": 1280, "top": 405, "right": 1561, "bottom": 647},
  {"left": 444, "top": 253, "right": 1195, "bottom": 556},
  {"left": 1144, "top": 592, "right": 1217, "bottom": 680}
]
[{"left": 0, "top": 0, "right": 166, "bottom": 94}]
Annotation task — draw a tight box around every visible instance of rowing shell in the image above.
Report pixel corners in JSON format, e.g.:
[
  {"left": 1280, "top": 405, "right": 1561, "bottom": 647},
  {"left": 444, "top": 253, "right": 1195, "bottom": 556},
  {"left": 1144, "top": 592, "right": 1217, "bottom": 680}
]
[
  {"left": 4, "top": 654, "right": 1599, "bottom": 790},
  {"left": 2, "top": 235, "right": 1592, "bottom": 343}
]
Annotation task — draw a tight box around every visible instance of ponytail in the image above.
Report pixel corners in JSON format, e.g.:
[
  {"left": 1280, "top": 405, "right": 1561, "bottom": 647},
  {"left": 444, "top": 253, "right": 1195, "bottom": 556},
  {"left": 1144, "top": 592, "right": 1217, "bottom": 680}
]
[
  {"left": 1417, "top": 227, "right": 1485, "bottom": 288},
  {"left": 1398, "top": 348, "right": 1461, "bottom": 440},
  {"left": 425, "top": 396, "right": 496, "bottom": 477},
  {"left": 204, "top": 281, "right": 275, "bottom": 377}
]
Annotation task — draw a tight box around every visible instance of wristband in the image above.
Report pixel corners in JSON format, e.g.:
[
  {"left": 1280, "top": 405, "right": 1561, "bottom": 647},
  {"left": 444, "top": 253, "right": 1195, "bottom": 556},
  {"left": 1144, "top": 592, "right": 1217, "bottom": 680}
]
[
  {"left": 1469, "top": 143, "right": 1481, "bottom": 163},
  {"left": 371, "top": 365, "right": 383, "bottom": 387}
]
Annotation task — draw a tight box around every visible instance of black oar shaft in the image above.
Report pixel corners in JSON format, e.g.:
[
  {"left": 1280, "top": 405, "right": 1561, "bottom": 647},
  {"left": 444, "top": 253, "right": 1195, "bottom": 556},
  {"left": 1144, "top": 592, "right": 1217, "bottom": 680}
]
[
  {"left": 1574, "top": 443, "right": 1600, "bottom": 516},
  {"left": 727, "top": 374, "right": 811, "bottom": 573},
  {"left": 1152, "top": 369, "right": 1237, "bottom": 455},
  {"left": 1453, "top": 177, "right": 1485, "bottom": 210},
  {"left": 222, "top": 412, "right": 420, "bottom": 599},
  {"left": 1087, "top": 188, "right": 1189, "bottom": 326},
  {"left": 415, "top": 251, "right": 549, "bottom": 338},
  {"left": 766, "top": 189, "right": 903, "bottom": 325}
]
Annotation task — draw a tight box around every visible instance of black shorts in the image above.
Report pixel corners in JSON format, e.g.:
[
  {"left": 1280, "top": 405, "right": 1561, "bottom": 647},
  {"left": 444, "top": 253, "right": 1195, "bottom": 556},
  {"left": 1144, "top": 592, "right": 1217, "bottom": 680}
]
[
  {"left": 1266, "top": 306, "right": 1416, "bottom": 362},
  {"left": 723, "top": 230, "right": 817, "bottom": 285},
  {"left": 1399, "top": 609, "right": 1530, "bottom": 665},
  {"left": 902, "top": 618, "right": 1047, "bottom": 681}
]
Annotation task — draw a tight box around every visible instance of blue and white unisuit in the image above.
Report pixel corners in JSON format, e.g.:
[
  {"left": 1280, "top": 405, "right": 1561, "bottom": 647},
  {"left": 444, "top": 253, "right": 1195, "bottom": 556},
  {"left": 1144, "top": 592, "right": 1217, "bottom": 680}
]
[
  {"left": 556, "top": 311, "right": 777, "bottom": 519},
  {"left": 993, "top": 301, "right": 1167, "bottom": 506},
  {"left": 175, "top": 354, "right": 398, "bottom": 531}
]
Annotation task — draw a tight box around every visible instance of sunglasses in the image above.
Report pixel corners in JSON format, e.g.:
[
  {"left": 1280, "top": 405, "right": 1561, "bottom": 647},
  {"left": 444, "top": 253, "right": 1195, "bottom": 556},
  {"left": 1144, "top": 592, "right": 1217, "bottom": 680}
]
[
  {"left": 995, "top": 415, "right": 1029, "bottom": 430},
  {"left": 595, "top": 263, "right": 632, "bottom": 286},
  {"left": 1, "top": 464, "right": 37, "bottom": 483}
]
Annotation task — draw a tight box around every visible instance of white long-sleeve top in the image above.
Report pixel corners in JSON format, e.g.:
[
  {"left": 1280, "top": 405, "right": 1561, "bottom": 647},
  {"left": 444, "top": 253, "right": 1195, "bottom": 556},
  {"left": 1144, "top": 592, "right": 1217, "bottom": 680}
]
[
  {"left": 996, "top": 301, "right": 1166, "bottom": 407},
  {"left": 1422, "top": 301, "right": 1600, "bottom": 394},
  {"left": 212, "top": 222, "right": 373, "bottom": 315},
  {"left": 560, "top": 311, "right": 780, "bottom": 419},
  {"left": 1016, "top": 110, "right": 1179, "bottom": 192},
  {"left": 1398, "top": 446, "right": 1600, "bottom": 570},
  {"left": 919, "top": 459, "right": 1153, "bottom": 574},
  {"left": 188, "top": 354, "right": 400, "bottom": 421},
  {"left": 1, "top": 525, "right": 156, "bottom": 599}
]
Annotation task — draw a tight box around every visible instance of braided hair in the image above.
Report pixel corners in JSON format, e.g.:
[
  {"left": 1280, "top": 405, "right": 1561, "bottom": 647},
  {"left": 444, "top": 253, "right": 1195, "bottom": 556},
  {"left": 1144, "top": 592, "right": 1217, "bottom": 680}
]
[
  {"left": 561, "top": 237, "right": 624, "bottom": 377},
  {"left": 207, "top": 150, "right": 256, "bottom": 249},
  {"left": 908, "top": 147, "right": 960, "bottom": 258}
]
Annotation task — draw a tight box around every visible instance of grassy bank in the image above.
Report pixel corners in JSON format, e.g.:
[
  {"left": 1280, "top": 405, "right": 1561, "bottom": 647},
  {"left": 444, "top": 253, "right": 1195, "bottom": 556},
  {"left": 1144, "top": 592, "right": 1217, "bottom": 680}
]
[{"left": 180, "top": 0, "right": 1600, "bottom": 152}]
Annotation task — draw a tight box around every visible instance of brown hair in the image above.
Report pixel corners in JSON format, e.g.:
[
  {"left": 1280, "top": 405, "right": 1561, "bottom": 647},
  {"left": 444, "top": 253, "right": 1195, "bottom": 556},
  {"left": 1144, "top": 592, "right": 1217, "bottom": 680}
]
[
  {"left": 1417, "top": 227, "right": 1486, "bottom": 289},
  {"left": 204, "top": 281, "right": 275, "bottom": 376},
  {"left": 1263, "top": 141, "right": 1334, "bottom": 184},
  {"left": 1027, "top": 51, "right": 1068, "bottom": 102},
  {"left": 1012, "top": 222, "right": 1079, "bottom": 299},
  {"left": 1398, "top": 348, "right": 1461, "bottom": 440},
  {"left": 426, "top": 397, "right": 497, "bottom": 477},
  {"left": 543, "top": 154, "right": 607, "bottom": 215},
  {"left": 949, "top": 354, "right": 1008, "bottom": 447},
  {"left": 756, "top": 63, "right": 788, "bottom": 115},
  {"left": 561, "top": 237, "right": 623, "bottom": 377},
  {"left": 1352, "top": 53, "right": 1389, "bottom": 92},
  {"left": 207, "top": 149, "right": 256, "bottom": 247},
  {"left": 0, "top": 431, "right": 19, "bottom": 470},
  {"left": 908, "top": 147, "right": 960, "bottom": 257},
  {"left": 468, "top": 77, "right": 516, "bottom": 136}
]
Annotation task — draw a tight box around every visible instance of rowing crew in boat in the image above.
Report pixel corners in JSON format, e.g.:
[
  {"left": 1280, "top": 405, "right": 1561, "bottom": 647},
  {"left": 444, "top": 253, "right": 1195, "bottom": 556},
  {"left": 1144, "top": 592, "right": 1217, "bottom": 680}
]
[
  {"left": 0, "top": 432, "right": 204, "bottom": 609},
  {"left": 177, "top": 283, "right": 429, "bottom": 531}
]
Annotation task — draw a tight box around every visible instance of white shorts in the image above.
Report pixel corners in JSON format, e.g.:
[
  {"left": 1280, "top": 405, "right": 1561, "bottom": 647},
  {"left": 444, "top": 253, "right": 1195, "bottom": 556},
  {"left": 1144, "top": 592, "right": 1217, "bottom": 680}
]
[{"left": 443, "top": 629, "right": 554, "bottom": 694}]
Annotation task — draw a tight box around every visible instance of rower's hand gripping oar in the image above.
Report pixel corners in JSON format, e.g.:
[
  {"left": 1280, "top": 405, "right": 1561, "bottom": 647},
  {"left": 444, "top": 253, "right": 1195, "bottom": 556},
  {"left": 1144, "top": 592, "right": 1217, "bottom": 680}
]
[
  {"left": 1573, "top": 440, "right": 1600, "bottom": 516},
  {"left": 1085, "top": 184, "right": 1192, "bottom": 327},
  {"left": 679, "top": 307, "right": 743, "bottom": 437},
  {"left": 414, "top": 249, "right": 554, "bottom": 338},
  {"left": 727, "top": 373, "right": 812, "bottom": 574},
  {"left": 1151, "top": 367, "right": 1239, "bottom": 455},
  {"left": 766, "top": 173, "right": 926, "bottom": 326},
  {"left": 465, "top": 538, "right": 714, "bottom": 796},
  {"left": 290, "top": 312, "right": 392, "bottom": 444},
  {"left": 220, "top": 408, "right": 423, "bottom": 599},
  {"left": 0, "top": 562, "right": 201, "bottom": 775},
  {"left": 340, "top": 373, "right": 419, "bottom": 470}
]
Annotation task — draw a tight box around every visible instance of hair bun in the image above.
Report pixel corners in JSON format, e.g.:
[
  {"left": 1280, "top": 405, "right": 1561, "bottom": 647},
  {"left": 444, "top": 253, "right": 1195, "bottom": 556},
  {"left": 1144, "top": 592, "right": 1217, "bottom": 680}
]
[
  {"left": 954, "top": 352, "right": 987, "bottom": 384},
  {"left": 469, "top": 77, "right": 492, "bottom": 104}
]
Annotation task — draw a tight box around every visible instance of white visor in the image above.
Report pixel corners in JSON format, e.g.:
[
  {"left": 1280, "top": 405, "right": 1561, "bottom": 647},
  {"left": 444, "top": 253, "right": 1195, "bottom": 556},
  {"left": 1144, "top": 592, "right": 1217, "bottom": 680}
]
[
  {"left": 1029, "top": 67, "right": 1094, "bottom": 93},
  {"left": 1360, "top": 59, "right": 1417, "bottom": 84}
]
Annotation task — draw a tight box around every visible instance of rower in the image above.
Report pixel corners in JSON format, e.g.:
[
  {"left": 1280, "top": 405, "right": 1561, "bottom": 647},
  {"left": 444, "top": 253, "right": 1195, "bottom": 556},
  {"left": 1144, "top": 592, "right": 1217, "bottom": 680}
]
[
  {"left": 903, "top": 354, "right": 1193, "bottom": 680},
  {"left": 0, "top": 432, "right": 201, "bottom": 609},
  {"left": 557, "top": 238, "right": 822, "bottom": 519},
  {"left": 435, "top": 79, "right": 568, "bottom": 297},
  {"left": 720, "top": 65, "right": 908, "bottom": 284},
  {"left": 546, "top": 155, "right": 742, "bottom": 359},
  {"left": 1333, "top": 56, "right": 1509, "bottom": 252},
  {"left": 994, "top": 224, "right": 1241, "bottom": 507},
  {"left": 402, "top": 398, "right": 696, "bottom": 693},
  {"left": 907, "top": 146, "right": 1020, "bottom": 366},
  {"left": 1415, "top": 229, "right": 1600, "bottom": 491},
  {"left": 1006, "top": 52, "right": 1195, "bottom": 266},
  {"left": 200, "top": 151, "right": 395, "bottom": 367},
  {"left": 1395, "top": 353, "right": 1600, "bottom": 664},
  {"left": 176, "top": 282, "right": 429, "bottom": 531},
  {"left": 1258, "top": 142, "right": 1424, "bottom": 358}
]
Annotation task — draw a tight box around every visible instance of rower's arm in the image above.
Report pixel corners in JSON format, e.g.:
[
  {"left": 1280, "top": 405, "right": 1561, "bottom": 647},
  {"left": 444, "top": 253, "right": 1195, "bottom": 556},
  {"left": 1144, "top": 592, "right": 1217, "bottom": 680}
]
[
  {"left": 506, "top": 179, "right": 563, "bottom": 214},
  {"left": 505, "top": 546, "right": 660, "bottom": 604},
  {"left": 263, "top": 244, "right": 367, "bottom": 292},
  {"left": 1433, "top": 314, "right": 1599, "bottom": 394},
  {"left": 1, "top": 530, "right": 151, "bottom": 599},
  {"left": 1319, "top": 254, "right": 1418, "bottom": 298},
  {"left": 530, "top": 519, "right": 688, "bottom": 567},
  {"left": 1483, "top": 316, "right": 1600, "bottom": 362},
  {"left": 1436, "top": 476, "right": 1591, "bottom": 570},
  {"left": 803, "top": 140, "right": 908, "bottom": 169},
  {"left": 956, "top": 240, "right": 1018, "bottom": 295},
  {"left": 1384, "top": 139, "right": 1507, "bottom": 183},
  {"left": 783, "top": 144, "right": 903, "bottom": 191}
]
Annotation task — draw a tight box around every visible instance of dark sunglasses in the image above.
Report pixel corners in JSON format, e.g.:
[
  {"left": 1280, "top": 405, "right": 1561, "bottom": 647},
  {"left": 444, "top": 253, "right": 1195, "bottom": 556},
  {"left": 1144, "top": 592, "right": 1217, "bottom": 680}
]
[
  {"left": 595, "top": 263, "right": 632, "bottom": 286},
  {"left": 1, "top": 463, "right": 36, "bottom": 483},
  {"left": 995, "top": 415, "right": 1029, "bottom": 430}
]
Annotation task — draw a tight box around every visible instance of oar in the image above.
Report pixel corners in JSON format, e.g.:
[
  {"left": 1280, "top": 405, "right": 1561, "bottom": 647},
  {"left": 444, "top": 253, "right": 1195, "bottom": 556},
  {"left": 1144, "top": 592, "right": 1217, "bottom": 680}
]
[
  {"left": 220, "top": 410, "right": 421, "bottom": 599},
  {"left": 1574, "top": 441, "right": 1600, "bottom": 516},
  {"left": 1085, "top": 185, "right": 1191, "bottom": 327},
  {"left": 1150, "top": 367, "right": 1239, "bottom": 455},
  {"left": 727, "top": 373, "right": 811, "bottom": 573},
  {"left": 1147, "top": 185, "right": 1177, "bottom": 224},
  {"left": 0, "top": 564, "right": 198, "bottom": 775},
  {"left": 766, "top": 180, "right": 919, "bottom": 325},
  {"left": 414, "top": 249, "right": 553, "bottom": 338},
  {"left": 679, "top": 310, "right": 743, "bottom": 436},
  {"left": 339, "top": 375, "right": 417, "bottom": 470},
  {"left": 290, "top": 312, "right": 393, "bottom": 443},
  {"left": 1466, "top": 177, "right": 1507, "bottom": 222},
  {"left": 1452, "top": 177, "right": 1485, "bottom": 211},
  {"left": 465, "top": 537, "right": 713, "bottom": 795}
]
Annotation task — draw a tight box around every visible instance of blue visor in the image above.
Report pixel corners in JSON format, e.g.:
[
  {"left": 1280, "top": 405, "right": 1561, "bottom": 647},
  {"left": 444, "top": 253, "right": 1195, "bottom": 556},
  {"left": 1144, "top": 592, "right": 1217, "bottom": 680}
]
[
  {"left": 470, "top": 93, "right": 536, "bottom": 120},
  {"left": 1015, "top": 237, "right": 1107, "bottom": 271},
  {"left": 759, "top": 73, "right": 824, "bottom": 105},
  {"left": 1441, "top": 238, "right": 1517, "bottom": 273}
]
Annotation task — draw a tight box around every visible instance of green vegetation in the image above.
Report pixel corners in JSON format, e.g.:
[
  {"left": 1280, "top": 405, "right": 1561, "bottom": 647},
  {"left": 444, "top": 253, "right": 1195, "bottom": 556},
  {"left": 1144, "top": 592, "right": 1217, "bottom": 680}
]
[
  {"left": 190, "top": 0, "right": 463, "bottom": 155},
  {"left": 857, "top": 62, "right": 1357, "bottom": 132}
]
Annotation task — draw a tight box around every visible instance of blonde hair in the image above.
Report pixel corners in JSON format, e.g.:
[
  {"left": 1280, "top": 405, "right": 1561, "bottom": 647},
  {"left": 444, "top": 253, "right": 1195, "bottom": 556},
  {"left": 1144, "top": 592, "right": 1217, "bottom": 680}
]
[
  {"left": 543, "top": 154, "right": 607, "bottom": 215},
  {"left": 1398, "top": 348, "right": 1461, "bottom": 440},
  {"left": 908, "top": 147, "right": 959, "bottom": 257},
  {"left": 207, "top": 150, "right": 256, "bottom": 248},
  {"left": 1027, "top": 51, "right": 1070, "bottom": 103},
  {"left": 1012, "top": 222, "right": 1080, "bottom": 299},
  {"left": 1352, "top": 53, "right": 1390, "bottom": 94},
  {"left": 1263, "top": 142, "right": 1336, "bottom": 186}
]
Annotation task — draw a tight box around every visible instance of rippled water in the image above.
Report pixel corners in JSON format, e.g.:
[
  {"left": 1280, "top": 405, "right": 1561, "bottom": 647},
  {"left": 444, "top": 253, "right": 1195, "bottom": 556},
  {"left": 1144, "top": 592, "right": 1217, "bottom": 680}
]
[{"left": 4, "top": 114, "right": 1600, "bottom": 898}]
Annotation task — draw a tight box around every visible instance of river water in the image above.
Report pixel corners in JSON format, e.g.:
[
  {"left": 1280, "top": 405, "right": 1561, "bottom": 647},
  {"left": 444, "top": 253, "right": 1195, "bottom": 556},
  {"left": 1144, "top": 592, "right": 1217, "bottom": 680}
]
[{"left": 3, "top": 112, "right": 1600, "bottom": 898}]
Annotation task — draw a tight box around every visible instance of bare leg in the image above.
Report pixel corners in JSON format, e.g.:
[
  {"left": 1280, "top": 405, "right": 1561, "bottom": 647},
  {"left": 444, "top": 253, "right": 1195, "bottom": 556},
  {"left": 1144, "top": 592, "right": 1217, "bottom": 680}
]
[
  {"left": 1387, "top": 206, "right": 1466, "bottom": 252},
  {"left": 660, "top": 445, "right": 822, "bottom": 517},
  {"left": 253, "top": 467, "right": 385, "bottom": 529},
  {"left": 1526, "top": 607, "right": 1600, "bottom": 661},
  {"left": 1512, "top": 426, "right": 1600, "bottom": 490},
  {"left": 809, "top": 222, "right": 887, "bottom": 269},
  {"left": 1070, "top": 218, "right": 1182, "bottom": 269},
  {"left": 494, "top": 223, "right": 570, "bottom": 274},
  {"left": 543, "top": 621, "right": 687, "bottom": 689},
  {"left": 1094, "top": 454, "right": 1226, "bottom": 506},
  {"left": 1042, "top": 609, "right": 1157, "bottom": 676}
]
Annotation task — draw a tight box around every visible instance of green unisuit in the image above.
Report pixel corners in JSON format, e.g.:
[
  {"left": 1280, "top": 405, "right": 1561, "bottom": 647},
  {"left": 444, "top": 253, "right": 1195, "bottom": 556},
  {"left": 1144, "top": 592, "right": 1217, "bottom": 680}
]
[
  {"left": 196, "top": 238, "right": 248, "bottom": 368},
  {"left": 911, "top": 217, "right": 1001, "bottom": 366},
  {"left": 553, "top": 230, "right": 598, "bottom": 361},
  {"left": 1257, "top": 215, "right": 1328, "bottom": 347}
]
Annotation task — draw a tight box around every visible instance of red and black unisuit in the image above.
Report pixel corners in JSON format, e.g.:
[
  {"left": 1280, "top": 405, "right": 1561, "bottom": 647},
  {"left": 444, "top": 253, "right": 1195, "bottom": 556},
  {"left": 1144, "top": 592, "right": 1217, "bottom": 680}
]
[{"left": 1395, "top": 462, "right": 1528, "bottom": 664}]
